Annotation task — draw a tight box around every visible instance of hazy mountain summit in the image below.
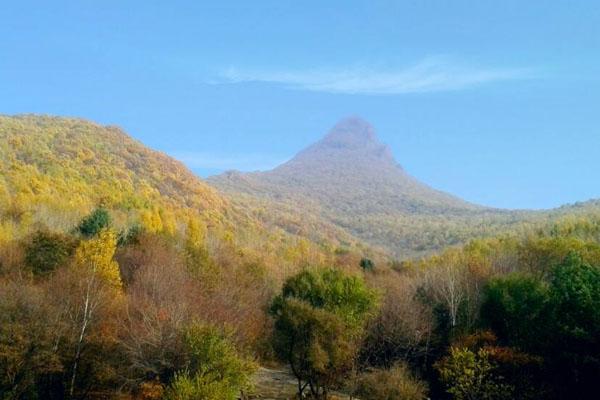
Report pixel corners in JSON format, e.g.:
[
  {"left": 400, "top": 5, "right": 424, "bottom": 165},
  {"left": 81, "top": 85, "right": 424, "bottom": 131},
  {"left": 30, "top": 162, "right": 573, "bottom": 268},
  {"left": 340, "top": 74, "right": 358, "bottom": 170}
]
[
  {"left": 213, "top": 117, "right": 479, "bottom": 216},
  {"left": 282, "top": 116, "right": 396, "bottom": 172}
]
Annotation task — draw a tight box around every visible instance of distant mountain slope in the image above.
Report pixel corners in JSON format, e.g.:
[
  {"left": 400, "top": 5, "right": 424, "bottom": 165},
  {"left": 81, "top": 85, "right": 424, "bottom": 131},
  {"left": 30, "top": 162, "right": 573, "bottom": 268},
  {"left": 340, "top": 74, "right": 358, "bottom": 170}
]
[{"left": 209, "top": 117, "right": 600, "bottom": 257}]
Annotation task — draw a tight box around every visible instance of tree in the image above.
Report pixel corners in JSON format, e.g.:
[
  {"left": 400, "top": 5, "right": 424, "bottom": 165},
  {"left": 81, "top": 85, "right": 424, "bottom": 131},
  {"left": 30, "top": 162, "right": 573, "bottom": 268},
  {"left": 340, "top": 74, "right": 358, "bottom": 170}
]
[
  {"left": 0, "top": 281, "right": 62, "bottom": 400},
  {"left": 422, "top": 255, "right": 469, "bottom": 330},
  {"left": 119, "top": 237, "right": 192, "bottom": 387},
  {"left": 24, "top": 230, "right": 76, "bottom": 276},
  {"left": 546, "top": 252, "right": 600, "bottom": 397},
  {"left": 361, "top": 276, "right": 434, "bottom": 369},
  {"left": 360, "top": 258, "right": 375, "bottom": 272},
  {"left": 77, "top": 207, "right": 111, "bottom": 238},
  {"left": 270, "top": 269, "right": 377, "bottom": 399},
  {"left": 436, "top": 347, "right": 512, "bottom": 400},
  {"left": 550, "top": 252, "right": 600, "bottom": 340},
  {"left": 480, "top": 274, "right": 549, "bottom": 350},
  {"left": 66, "top": 228, "right": 121, "bottom": 397},
  {"left": 480, "top": 253, "right": 600, "bottom": 398},
  {"left": 163, "top": 323, "right": 255, "bottom": 400}
]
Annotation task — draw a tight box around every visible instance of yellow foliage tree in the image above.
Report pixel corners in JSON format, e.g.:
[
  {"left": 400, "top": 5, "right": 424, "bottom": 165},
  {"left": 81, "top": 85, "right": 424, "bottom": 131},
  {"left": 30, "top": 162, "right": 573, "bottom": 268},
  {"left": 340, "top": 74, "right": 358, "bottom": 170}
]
[
  {"left": 140, "top": 209, "right": 164, "bottom": 234},
  {"left": 67, "top": 228, "right": 122, "bottom": 396},
  {"left": 74, "top": 228, "right": 121, "bottom": 288},
  {"left": 186, "top": 217, "right": 206, "bottom": 249}
]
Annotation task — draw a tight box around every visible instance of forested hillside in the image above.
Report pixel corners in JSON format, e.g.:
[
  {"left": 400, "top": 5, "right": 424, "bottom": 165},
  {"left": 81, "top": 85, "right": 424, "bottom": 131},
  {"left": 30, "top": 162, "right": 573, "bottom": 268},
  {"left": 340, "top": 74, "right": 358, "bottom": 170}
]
[
  {"left": 0, "top": 115, "right": 375, "bottom": 273},
  {"left": 0, "top": 115, "right": 226, "bottom": 235}
]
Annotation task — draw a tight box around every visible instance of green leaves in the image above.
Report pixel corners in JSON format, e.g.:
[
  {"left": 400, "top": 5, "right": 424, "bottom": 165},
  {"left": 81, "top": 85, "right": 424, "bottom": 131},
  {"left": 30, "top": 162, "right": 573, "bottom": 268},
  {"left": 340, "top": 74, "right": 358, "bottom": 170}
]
[
  {"left": 481, "top": 273, "right": 549, "bottom": 350},
  {"left": 550, "top": 252, "right": 600, "bottom": 340},
  {"left": 77, "top": 207, "right": 111, "bottom": 238},
  {"left": 24, "top": 229, "right": 76, "bottom": 276},
  {"left": 163, "top": 323, "right": 256, "bottom": 400},
  {"left": 277, "top": 268, "right": 377, "bottom": 328},
  {"left": 270, "top": 268, "right": 377, "bottom": 398},
  {"left": 480, "top": 252, "right": 600, "bottom": 396},
  {"left": 437, "top": 347, "right": 513, "bottom": 400}
]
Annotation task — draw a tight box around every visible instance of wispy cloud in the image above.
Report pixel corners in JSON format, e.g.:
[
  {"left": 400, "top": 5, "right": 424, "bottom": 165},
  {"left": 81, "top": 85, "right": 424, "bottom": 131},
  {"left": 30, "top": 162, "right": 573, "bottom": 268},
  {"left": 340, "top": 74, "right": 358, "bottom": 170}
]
[
  {"left": 211, "top": 56, "right": 536, "bottom": 95},
  {"left": 172, "top": 151, "right": 288, "bottom": 172}
]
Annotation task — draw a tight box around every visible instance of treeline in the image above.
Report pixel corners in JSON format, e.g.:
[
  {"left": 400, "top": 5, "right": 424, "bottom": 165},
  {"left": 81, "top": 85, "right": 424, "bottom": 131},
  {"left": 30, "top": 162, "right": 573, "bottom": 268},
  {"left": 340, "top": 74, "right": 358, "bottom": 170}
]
[{"left": 2, "top": 206, "right": 600, "bottom": 399}]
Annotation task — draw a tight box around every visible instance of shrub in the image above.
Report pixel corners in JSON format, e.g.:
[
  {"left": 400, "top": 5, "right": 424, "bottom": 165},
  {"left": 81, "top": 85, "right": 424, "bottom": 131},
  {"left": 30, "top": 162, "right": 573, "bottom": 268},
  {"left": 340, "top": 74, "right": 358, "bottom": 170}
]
[
  {"left": 360, "top": 258, "right": 375, "bottom": 272},
  {"left": 354, "top": 364, "right": 428, "bottom": 400},
  {"left": 163, "top": 323, "right": 255, "bottom": 400}
]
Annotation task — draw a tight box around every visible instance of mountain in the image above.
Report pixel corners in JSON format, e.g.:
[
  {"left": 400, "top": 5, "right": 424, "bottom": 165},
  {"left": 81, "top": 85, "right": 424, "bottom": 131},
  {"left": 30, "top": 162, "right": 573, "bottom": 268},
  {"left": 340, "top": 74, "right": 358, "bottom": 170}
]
[
  {"left": 221, "top": 117, "right": 479, "bottom": 214},
  {"left": 209, "top": 117, "right": 600, "bottom": 257},
  {"left": 0, "top": 114, "right": 368, "bottom": 269},
  {"left": 3, "top": 114, "right": 598, "bottom": 261}
]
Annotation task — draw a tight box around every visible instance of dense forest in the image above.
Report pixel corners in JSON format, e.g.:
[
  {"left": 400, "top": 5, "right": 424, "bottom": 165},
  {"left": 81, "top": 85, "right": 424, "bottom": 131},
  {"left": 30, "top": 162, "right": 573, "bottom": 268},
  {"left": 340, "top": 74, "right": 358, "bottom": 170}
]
[{"left": 2, "top": 115, "right": 600, "bottom": 399}]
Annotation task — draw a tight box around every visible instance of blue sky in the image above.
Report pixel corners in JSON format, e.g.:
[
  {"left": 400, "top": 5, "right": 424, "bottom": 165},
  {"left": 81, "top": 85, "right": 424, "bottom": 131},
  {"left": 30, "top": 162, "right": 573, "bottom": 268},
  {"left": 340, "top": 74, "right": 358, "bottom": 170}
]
[{"left": 2, "top": 1, "right": 600, "bottom": 209}]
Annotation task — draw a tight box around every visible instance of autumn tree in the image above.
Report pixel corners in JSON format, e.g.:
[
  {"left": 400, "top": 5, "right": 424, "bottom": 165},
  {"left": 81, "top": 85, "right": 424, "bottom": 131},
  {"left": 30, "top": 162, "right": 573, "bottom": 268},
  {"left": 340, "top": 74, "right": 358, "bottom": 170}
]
[
  {"left": 436, "top": 346, "right": 513, "bottom": 400},
  {"left": 361, "top": 276, "right": 434, "bottom": 369},
  {"left": 65, "top": 228, "right": 122, "bottom": 397},
  {"left": 0, "top": 281, "right": 62, "bottom": 399},
  {"left": 120, "top": 238, "right": 193, "bottom": 387}
]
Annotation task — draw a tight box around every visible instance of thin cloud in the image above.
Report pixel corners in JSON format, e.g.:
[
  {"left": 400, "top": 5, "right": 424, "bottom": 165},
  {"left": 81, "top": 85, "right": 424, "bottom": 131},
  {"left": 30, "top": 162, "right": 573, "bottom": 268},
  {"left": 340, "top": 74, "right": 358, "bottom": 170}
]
[
  {"left": 212, "top": 57, "right": 536, "bottom": 95},
  {"left": 172, "top": 151, "right": 288, "bottom": 172}
]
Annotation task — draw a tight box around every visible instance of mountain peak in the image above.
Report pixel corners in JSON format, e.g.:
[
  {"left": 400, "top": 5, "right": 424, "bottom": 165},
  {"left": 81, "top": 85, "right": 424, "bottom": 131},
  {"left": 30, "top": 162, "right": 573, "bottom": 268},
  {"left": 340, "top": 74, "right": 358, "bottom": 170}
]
[
  {"left": 321, "top": 116, "right": 379, "bottom": 148},
  {"left": 292, "top": 117, "right": 396, "bottom": 167}
]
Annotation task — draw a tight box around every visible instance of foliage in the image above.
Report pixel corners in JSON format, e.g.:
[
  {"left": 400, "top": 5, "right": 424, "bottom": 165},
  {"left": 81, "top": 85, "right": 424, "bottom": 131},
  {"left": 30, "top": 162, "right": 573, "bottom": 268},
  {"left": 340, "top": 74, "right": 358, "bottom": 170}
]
[
  {"left": 0, "top": 114, "right": 359, "bottom": 278},
  {"left": 117, "top": 223, "right": 143, "bottom": 246},
  {"left": 353, "top": 363, "right": 428, "bottom": 400},
  {"left": 546, "top": 252, "right": 600, "bottom": 396},
  {"left": 74, "top": 228, "right": 121, "bottom": 288},
  {"left": 0, "top": 282, "right": 62, "bottom": 400},
  {"left": 24, "top": 230, "right": 76, "bottom": 276},
  {"left": 77, "top": 207, "right": 111, "bottom": 238},
  {"left": 481, "top": 274, "right": 549, "bottom": 350},
  {"left": 436, "top": 347, "right": 513, "bottom": 400},
  {"left": 163, "top": 323, "right": 255, "bottom": 400},
  {"left": 550, "top": 252, "right": 600, "bottom": 340},
  {"left": 4, "top": 114, "right": 600, "bottom": 400},
  {"left": 270, "top": 268, "right": 377, "bottom": 398},
  {"left": 479, "top": 252, "right": 600, "bottom": 398},
  {"left": 361, "top": 275, "right": 433, "bottom": 369},
  {"left": 209, "top": 118, "right": 600, "bottom": 258},
  {"left": 277, "top": 268, "right": 377, "bottom": 328}
]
